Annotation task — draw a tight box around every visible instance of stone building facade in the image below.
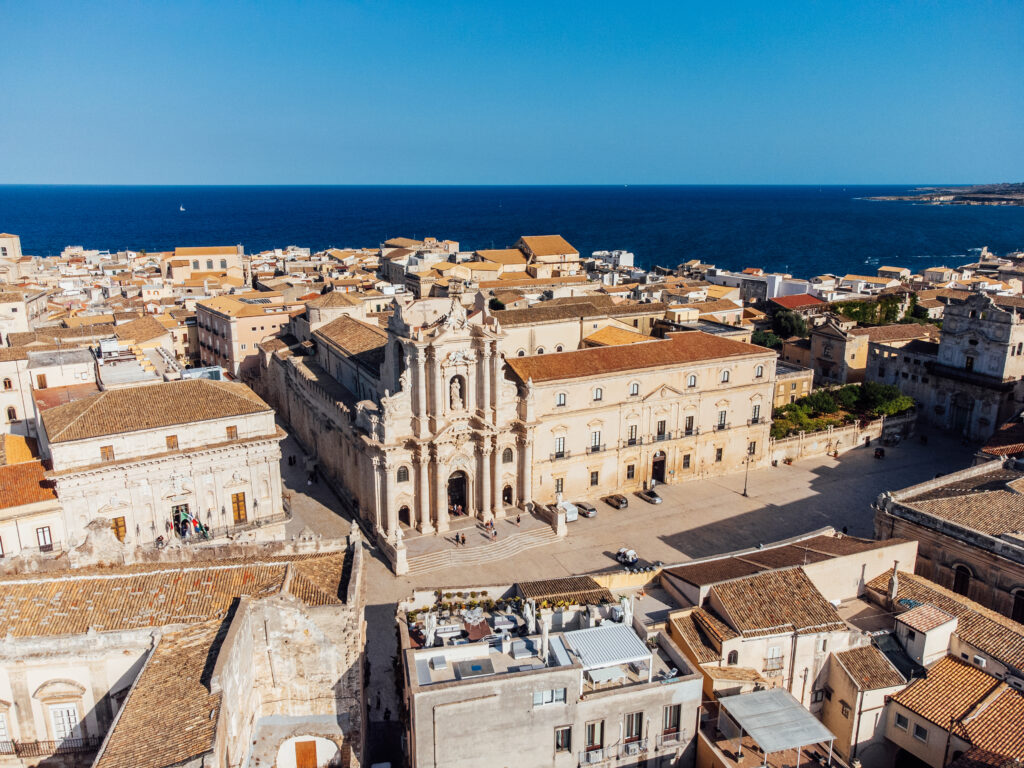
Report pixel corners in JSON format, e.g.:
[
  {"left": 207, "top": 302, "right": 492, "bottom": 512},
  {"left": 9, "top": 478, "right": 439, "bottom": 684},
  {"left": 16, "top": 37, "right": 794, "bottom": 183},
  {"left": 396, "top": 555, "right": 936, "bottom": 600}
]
[
  {"left": 39, "top": 379, "right": 287, "bottom": 552},
  {"left": 874, "top": 460, "right": 1024, "bottom": 623},
  {"left": 255, "top": 295, "right": 776, "bottom": 571},
  {"left": 866, "top": 293, "right": 1024, "bottom": 441}
]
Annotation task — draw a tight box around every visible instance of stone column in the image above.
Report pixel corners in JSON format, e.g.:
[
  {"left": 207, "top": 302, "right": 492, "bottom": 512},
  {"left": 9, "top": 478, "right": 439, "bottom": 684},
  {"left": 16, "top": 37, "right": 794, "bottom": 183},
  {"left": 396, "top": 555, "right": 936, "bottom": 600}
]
[
  {"left": 491, "top": 437, "right": 504, "bottom": 519},
  {"left": 480, "top": 349, "right": 492, "bottom": 421},
  {"left": 520, "top": 434, "right": 534, "bottom": 509},
  {"left": 415, "top": 347, "right": 428, "bottom": 439},
  {"left": 416, "top": 448, "right": 433, "bottom": 533},
  {"left": 432, "top": 448, "right": 449, "bottom": 533},
  {"left": 370, "top": 456, "right": 384, "bottom": 538},
  {"left": 430, "top": 349, "right": 443, "bottom": 427},
  {"left": 383, "top": 459, "right": 398, "bottom": 539},
  {"left": 479, "top": 442, "right": 493, "bottom": 522}
]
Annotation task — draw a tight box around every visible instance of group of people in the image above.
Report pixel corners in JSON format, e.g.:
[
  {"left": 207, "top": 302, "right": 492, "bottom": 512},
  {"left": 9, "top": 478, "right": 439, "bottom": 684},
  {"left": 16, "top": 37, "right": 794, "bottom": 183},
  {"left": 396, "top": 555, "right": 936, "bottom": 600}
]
[
  {"left": 448, "top": 503, "right": 467, "bottom": 517},
  {"left": 451, "top": 514, "right": 524, "bottom": 547}
]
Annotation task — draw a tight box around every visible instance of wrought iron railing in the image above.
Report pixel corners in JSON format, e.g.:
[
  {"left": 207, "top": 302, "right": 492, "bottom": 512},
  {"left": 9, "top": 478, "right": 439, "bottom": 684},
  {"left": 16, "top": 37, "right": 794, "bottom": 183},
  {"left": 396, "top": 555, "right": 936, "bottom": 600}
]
[{"left": 13, "top": 737, "right": 100, "bottom": 757}]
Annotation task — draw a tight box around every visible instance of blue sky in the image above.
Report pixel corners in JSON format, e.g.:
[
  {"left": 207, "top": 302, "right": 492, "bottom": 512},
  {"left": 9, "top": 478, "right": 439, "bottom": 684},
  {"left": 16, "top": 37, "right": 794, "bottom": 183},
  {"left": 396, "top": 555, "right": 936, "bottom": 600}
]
[{"left": 1, "top": 1, "right": 1022, "bottom": 184}]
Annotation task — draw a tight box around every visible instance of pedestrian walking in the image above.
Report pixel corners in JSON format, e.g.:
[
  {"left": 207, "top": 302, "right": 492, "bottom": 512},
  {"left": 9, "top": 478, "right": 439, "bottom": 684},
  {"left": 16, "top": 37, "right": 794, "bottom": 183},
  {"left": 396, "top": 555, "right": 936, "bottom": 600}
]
[{"left": 515, "top": 513, "right": 521, "bottom": 527}]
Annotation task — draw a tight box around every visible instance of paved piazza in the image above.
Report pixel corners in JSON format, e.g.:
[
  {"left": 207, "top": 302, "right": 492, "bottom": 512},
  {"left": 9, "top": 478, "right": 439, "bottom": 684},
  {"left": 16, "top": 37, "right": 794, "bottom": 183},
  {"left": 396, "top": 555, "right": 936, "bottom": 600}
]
[{"left": 284, "top": 425, "right": 974, "bottom": 765}]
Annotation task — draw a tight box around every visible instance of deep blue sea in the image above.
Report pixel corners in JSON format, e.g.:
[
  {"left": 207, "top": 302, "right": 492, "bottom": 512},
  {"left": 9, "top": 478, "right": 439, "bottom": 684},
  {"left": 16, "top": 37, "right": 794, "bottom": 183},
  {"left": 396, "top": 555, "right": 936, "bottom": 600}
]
[{"left": 3, "top": 185, "right": 1024, "bottom": 278}]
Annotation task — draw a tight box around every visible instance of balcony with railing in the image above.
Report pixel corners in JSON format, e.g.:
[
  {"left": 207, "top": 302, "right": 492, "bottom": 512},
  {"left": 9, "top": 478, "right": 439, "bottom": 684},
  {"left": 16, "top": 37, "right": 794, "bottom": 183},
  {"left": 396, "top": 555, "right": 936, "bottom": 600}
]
[
  {"left": 714, "top": 422, "right": 731, "bottom": 432},
  {"left": 550, "top": 450, "right": 571, "bottom": 461},
  {"left": 653, "top": 431, "right": 672, "bottom": 442},
  {"left": 618, "top": 738, "right": 649, "bottom": 758},
  {"left": 587, "top": 443, "right": 606, "bottom": 454},
  {"left": 9, "top": 737, "right": 100, "bottom": 758},
  {"left": 657, "top": 730, "right": 687, "bottom": 749},
  {"left": 763, "top": 656, "right": 785, "bottom": 674},
  {"left": 579, "top": 747, "right": 605, "bottom": 765},
  {"left": 624, "top": 436, "right": 643, "bottom": 447},
  {"left": 748, "top": 417, "right": 761, "bottom": 426}
]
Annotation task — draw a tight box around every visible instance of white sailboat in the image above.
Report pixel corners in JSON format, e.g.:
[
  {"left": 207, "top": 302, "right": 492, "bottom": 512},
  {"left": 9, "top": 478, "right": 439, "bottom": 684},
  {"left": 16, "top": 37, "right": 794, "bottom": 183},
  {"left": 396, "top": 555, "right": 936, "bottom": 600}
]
[{"left": 179, "top": 204, "right": 186, "bottom": 212}]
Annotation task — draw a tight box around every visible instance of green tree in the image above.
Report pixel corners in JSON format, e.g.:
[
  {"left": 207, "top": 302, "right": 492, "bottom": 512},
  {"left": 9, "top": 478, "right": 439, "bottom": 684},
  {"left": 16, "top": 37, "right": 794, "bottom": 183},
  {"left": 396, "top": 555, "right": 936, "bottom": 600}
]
[
  {"left": 488, "top": 297, "right": 506, "bottom": 311},
  {"left": 752, "top": 329, "right": 783, "bottom": 350},
  {"left": 772, "top": 310, "right": 808, "bottom": 338},
  {"left": 800, "top": 390, "right": 839, "bottom": 414}
]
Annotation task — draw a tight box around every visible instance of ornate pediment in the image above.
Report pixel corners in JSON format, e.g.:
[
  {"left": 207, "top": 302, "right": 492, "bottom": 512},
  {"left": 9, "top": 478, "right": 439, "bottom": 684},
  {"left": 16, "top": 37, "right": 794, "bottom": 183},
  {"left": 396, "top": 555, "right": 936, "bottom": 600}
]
[
  {"left": 642, "top": 384, "right": 684, "bottom": 402},
  {"left": 33, "top": 679, "right": 86, "bottom": 701}
]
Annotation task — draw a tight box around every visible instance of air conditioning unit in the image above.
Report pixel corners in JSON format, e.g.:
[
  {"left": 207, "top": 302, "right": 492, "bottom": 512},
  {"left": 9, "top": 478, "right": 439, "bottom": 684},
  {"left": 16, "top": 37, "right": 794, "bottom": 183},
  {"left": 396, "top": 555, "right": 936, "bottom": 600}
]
[
  {"left": 624, "top": 742, "right": 640, "bottom": 756},
  {"left": 584, "top": 751, "right": 603, "bottom": 765}
]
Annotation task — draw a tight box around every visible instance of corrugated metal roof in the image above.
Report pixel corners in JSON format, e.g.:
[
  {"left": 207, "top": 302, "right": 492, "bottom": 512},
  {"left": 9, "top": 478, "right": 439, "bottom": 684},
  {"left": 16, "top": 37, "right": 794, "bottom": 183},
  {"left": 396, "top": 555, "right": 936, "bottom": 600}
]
[
  {"left": 562, "top": 622, "right": 651, "bottom": 670},
  {"left": 718, "top": 688, "right": 835, "bottom": 754}
]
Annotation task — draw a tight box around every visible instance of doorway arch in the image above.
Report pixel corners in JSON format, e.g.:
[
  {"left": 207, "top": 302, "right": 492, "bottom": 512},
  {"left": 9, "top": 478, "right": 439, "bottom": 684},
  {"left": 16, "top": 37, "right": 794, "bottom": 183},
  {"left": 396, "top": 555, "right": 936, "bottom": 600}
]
[
  {"left": 448, "top": 471, "right": 468, "bottom": 515},
  {"left": 652, "top": 451, "right": 667, "bottom": 484},
  {"left": 502, "top": 485, "right": 514, "bottom": 506},
  {"left": 398, "top": 505, "right": 411, "bottom": 528}
]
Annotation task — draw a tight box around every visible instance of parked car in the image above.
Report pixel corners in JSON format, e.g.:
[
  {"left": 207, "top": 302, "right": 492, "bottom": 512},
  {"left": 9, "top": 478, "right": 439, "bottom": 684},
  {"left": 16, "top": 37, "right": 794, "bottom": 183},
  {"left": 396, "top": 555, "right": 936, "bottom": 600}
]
[
  {"left": 603, "top": 494, "right": 629, "bottom": 509},
  {"left": 575, "top": 501, "right": 597, "bottom": 518},
  {"left": 616, "top": 547, "right": 639, "bottom": 565},
  {"left": 637, "top": 489, "right": 662, "bottom": 505}
]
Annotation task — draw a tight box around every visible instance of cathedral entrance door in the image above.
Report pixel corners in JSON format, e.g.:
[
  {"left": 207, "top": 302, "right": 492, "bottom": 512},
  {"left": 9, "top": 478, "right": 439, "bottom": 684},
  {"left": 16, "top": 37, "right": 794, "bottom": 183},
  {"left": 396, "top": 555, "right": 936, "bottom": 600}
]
[
  {"left": 448, "top": 471, "right": 468, "bottom": 515},
  {"left": 502, "top": 485, "right": 513, "bottom": 506},
  {"left": 652, "top": 452, "right": 667, "bottom": 484}
]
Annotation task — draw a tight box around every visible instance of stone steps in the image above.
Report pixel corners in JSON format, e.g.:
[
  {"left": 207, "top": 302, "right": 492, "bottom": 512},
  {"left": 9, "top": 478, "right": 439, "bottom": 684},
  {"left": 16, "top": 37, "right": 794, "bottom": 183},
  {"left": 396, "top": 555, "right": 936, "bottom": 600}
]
[{"left": 406, "top": 526, "right": 559, "bottom": 574}]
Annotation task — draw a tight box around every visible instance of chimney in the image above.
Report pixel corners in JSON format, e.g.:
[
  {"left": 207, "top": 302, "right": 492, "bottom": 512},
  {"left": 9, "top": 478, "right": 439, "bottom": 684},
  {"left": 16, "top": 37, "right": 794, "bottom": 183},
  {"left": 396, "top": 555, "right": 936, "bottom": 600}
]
[{"left": 888, "top": 561, "right": 900, "bottom": 607}]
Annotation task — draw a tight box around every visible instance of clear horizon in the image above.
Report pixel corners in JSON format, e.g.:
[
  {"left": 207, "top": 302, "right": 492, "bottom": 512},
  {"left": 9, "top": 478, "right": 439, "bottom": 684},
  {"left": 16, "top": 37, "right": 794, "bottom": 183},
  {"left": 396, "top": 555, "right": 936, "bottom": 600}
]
[{"left": 2, "top": 1, "right": 1022, "bottom": 185}]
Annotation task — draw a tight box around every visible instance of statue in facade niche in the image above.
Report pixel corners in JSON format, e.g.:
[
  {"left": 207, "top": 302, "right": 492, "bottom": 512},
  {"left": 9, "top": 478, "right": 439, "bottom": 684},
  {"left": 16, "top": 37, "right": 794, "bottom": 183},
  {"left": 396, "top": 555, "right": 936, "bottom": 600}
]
[{"left": 450, "top": 377, "right": 463, "bottom": 410}]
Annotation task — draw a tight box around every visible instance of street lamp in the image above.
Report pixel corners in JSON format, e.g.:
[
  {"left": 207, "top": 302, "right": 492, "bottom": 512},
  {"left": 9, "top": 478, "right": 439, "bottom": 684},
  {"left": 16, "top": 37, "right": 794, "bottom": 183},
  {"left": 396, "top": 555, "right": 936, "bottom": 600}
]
[{"left": 742, "top": 451, "right": 754, "bottom": 498}]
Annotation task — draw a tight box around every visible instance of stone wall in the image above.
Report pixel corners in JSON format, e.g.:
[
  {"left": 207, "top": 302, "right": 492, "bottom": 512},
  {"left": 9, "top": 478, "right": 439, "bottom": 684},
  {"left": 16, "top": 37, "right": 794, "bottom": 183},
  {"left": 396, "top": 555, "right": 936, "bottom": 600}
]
[{"left": 768, "top": 411, "right": 915, "bottom": 463}]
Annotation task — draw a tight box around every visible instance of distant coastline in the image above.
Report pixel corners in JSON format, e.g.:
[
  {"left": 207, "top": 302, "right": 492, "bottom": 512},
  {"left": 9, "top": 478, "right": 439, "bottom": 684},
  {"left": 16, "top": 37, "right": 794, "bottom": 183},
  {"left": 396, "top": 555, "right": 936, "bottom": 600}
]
[{"left": 867, "top": 183, "right": 1024, "bottom": 206}]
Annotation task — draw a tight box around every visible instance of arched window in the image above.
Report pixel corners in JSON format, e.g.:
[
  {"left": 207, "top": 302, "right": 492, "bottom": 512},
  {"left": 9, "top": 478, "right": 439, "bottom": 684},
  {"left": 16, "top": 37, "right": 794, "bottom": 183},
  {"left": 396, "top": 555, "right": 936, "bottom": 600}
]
[
  {"left": 721, "top": 370, "right": 730, "bottom": 383},
  {"left": 502, "top": 447, "right": 514, "bottom": 464},
  {"left": 396, "top": 466, "right": 409, "bottom": 483},
  {"left": 952, "top": 565, "right": 972, "bottom": 596},
  {"left": 687, "top": 374, "right": 697, "bottom": 388},
  {"left": 555, "top": 345, "right": 564, "bottom": 352},
  {"left": 5, "top": 406, "right": 16, "bottom": 422},
  {"left": 556, "top": 392, "right": 566, "bottom": 407},
  {"left": 517, "top": 349, "right": 525, "bottom": 357},
  {"left": 727, "top": 650, "right": 739, "bottom": 665},
  {"left": 755, "top": 365, "right": 764, "bottom": 378},
  {"left": 630, "top": 382, "right": 640, "bottom": 396},
  {"left": 593, "top": 387, "right": 603, "bottom": 401},
  {"left": 536, "top": 347, "right": 545, "bottom": 354},
  {"left": 2, "top": 377, "right": 11, "bottom": 391}
]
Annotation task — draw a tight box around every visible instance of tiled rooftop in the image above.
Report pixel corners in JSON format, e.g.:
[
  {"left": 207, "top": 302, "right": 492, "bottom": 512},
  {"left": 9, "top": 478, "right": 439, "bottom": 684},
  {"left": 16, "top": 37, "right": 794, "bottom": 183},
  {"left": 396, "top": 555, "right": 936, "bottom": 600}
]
[
  {"left": 41, "top": 379, "right": 270, "bottom": 443},
  {"left": 710, "top": 568, "right": 846, "bottom": 638},
  {"left": 0, "top": 552, "right": 346, "bottom": 637},
  {"left": 506, "top": 331, "right": 768, "bottom": 383},
  {"left": 867, "top": 569, "right": 1024, "bottom": 672},
  {"left": 897, "top": 604, "right": 957, "bottom": 633},
  {"left": 892, "top": 656, "right": 1024, "bottom": 759},
  {"left": 833, "top": 644, "right": 905, "bottom": 690}
]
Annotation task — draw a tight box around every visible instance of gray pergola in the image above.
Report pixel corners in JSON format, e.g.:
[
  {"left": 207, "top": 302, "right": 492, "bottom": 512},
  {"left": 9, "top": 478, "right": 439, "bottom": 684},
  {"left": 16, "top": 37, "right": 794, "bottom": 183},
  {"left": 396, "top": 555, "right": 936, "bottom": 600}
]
[{"left": 717, "top": 688, "right": 836, "bottom": 766}]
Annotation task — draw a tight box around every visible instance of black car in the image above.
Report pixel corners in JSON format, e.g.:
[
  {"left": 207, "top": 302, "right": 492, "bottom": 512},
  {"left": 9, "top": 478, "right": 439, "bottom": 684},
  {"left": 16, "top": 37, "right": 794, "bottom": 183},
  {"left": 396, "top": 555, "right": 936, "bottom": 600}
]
[{"left": 603, "top": 494, "right": 629, "bottom": 509}]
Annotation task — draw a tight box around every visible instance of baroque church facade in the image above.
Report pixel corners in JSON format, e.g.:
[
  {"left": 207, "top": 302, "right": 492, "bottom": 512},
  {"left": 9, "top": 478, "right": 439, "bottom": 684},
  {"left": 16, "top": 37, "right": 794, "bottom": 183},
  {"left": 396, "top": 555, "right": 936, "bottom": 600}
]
[{"left": 256, "top": 295, "right": 777, "bottom": 566}]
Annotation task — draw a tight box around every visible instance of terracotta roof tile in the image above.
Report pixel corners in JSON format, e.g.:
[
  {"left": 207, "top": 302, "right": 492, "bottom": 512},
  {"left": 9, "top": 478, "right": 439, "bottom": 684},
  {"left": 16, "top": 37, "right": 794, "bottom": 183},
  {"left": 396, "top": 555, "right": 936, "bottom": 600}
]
[
  {"left": 711, "top": 568, "right": 846, "bottom": 638},
  {"left": 892, "top": 656, "right": 1024, "bottom": 758},
  {"left": 94, "top": 619, "right": 224, "bottom": 768},
  {"left": 770, "top": 294, "right": 826, "bottom": 310},
  {"left": 42, "top": 379, "right": 270, "bottom": 443},
  {"left": 114, "top": 315, "right": 170, "bottom": 344},
  {"left": 506, "top": 331, "right": 770, "bottom": 384},
  {"left": 834, "top": 645, "right": 905, "bottom": 690},
  {"left": 314, "top": 315, "right": 388, "bottom": 375},
  {"left": 670, "top": 612, "right": 721, "bottom": 664},
  {"left": 517, "top": 576, "right": 612, "bottom": 606},
  {"left": 897, "top": 604, "right": 957, "bottom": 633},
  {"left": 518, "top": 235, "right": 577, "bottom": 257},
  {"left": 0, "top": 461, "right": 57, "bottom": 508},
  {"left": 867, "top": 570, "right": 1024, "bottom": 672}
]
